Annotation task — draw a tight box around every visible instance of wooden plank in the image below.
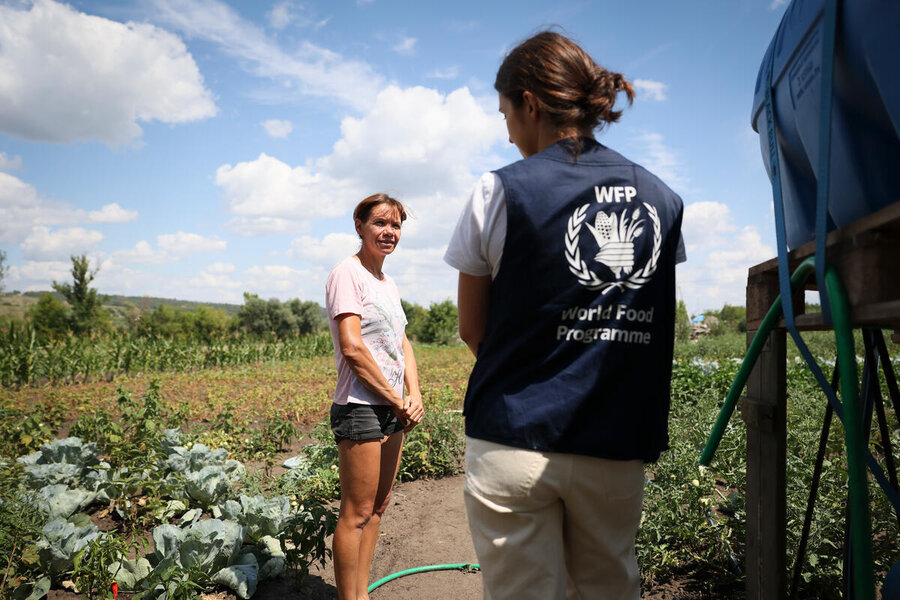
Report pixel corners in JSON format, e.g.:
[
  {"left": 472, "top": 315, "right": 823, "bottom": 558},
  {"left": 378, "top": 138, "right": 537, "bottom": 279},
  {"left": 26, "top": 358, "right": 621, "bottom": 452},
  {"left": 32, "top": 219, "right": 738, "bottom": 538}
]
[
  {"left": 746, "top": 269, "right": 805, "bottom": 331},
  {"left": 748, "top": 201, "right": 900, "bottom": 276},
  {"left": 743, "top": 326, "right": 787, "bottom": 599},
  {"left": 786, "top": 300, "right": 900, "bottom": 330},
  {"left": 747, "top": 203, "right": 900, "bottom": 328}
]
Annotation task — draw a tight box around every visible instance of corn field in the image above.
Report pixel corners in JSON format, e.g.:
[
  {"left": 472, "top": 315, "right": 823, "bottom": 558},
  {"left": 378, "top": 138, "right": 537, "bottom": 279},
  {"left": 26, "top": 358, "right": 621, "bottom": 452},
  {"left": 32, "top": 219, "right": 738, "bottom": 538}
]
[{"left": 0, "top": 325, "right": 333, "bottom": 387}]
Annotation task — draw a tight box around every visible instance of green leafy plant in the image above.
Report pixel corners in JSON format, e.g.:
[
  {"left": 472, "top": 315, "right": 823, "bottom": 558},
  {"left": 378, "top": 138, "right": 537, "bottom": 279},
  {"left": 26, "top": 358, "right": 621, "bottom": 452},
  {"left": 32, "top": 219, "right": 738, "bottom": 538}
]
[
  {"left": 0, "top": 462, "right": 46, "bottom": 599},
  {"left": 398, "top": 410, "right": 464, "bottom": 481},
  {"left": 283, "top": 503, "right": 338, "bottom": 580},
  {"left": 72, "top": 533, "right": 129, "bottom": 600}
]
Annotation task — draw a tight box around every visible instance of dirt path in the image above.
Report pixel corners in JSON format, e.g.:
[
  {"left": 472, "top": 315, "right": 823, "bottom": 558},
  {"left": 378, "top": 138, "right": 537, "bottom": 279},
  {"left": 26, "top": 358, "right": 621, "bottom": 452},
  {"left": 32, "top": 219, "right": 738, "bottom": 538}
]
[
  {"left": 254, "top": 475, "right": 707, "bottom": 600},
  {"left": 256, "top": 475, "right": 482, "bottom": 600}
]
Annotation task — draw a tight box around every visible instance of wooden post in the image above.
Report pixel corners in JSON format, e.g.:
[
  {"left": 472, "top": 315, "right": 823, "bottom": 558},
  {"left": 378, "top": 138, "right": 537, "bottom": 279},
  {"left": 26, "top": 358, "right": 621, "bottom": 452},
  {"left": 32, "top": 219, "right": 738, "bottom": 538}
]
[
  {"left": 743, "top": 273, "right": 787, "bottom": 599},
  {"left": 739, "top": 203, "right": 900, "bottom": 598}
]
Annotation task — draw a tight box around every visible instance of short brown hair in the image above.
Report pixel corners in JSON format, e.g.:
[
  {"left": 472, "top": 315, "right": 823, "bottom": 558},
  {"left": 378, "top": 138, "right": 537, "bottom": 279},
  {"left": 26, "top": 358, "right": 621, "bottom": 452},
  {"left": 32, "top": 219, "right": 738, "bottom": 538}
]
[
  {"left": 353, "top": 193, "right": 407, "bottom": 226},
  {"left": 495, "top": 31, "right": 634, "bottom": 136}
]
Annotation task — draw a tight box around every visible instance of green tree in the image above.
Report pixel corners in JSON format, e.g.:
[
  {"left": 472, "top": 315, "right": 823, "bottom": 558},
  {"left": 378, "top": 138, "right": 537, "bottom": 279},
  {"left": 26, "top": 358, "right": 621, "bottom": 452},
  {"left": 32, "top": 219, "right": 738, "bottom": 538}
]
[
  {"left": 238, "top": 293, "right": 272, "bottom": 336},
  {"left": 51, "top": 255, "right": 108, "bottom": 335},
  {"left": 138, "top": 304, "right": 186, "bottom": 338},
  {"left": 713, "top": 303, "right": 746, "bottom": 334},
  {"left": 27, "top": 293, "right": 69, "bottom": 338},
  {"left": 0, "top": 248, "right": 7, "bottom": 292},
  {"left": 288, "top": 299, "right": 325, "bottom": 335},
  {"left": 269, "top": 297, "right": 298, "bottom": 338},
  {"left": 674, "top": 299, "right": 691, "bottom": 342},
  {"left": 189, "top": 305, "right": 231, "bottom": 341},
  {"left": 401, "top": 299, "right": 428, "bottom": 341},
  {"left": 419, "top": 300, "right": 459, "bottom": 345}
]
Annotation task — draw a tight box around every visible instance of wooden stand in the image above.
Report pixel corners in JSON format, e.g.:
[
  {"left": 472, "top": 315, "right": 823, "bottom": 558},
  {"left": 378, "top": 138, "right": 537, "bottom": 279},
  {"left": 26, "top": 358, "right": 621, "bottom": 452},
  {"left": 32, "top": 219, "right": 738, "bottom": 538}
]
[{"left": 742, "top": 202, "right": 900, "bottom": 599}]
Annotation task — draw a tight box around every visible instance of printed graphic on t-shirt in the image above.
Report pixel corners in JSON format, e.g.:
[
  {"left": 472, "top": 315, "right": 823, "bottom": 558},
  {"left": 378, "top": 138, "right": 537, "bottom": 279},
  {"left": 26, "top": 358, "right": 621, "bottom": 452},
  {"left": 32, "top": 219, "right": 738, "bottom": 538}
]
[
  {"left": 357, "top": 280, "right": 406, "bottom": 394},
  {"left": 559, "top": 184, "right": 662, "bottom": 347}
]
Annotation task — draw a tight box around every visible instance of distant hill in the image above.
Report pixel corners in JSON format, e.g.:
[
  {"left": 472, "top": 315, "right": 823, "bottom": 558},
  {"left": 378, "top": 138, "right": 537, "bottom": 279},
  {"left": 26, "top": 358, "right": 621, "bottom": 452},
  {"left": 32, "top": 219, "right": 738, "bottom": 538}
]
[
  {"left": 1, "top": 291, "right": 245, "bottom": 319},
  {"left": 1, "top": 291, "right": 327, "bottom": 321}
]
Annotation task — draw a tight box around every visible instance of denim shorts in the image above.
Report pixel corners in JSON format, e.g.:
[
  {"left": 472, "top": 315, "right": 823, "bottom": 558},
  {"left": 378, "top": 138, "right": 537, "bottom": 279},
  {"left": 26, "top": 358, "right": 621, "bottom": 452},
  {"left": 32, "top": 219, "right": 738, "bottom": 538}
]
[{"left": 330, "top": 403, "right": 404, "bottom": 444}]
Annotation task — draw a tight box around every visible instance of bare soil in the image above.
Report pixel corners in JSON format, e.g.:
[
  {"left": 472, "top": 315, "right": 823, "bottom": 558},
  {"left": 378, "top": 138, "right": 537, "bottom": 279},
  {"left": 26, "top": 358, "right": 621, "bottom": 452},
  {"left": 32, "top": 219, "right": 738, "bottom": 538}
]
[{"left": 253, "top": 475, "right": 728, "bottom": 600}]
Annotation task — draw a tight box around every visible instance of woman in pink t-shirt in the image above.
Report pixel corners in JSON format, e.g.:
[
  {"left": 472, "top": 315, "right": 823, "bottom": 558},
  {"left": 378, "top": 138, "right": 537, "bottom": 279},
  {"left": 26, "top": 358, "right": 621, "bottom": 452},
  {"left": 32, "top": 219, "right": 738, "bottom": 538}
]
[{"left": 325, "top": 193, "right": 425, "bottom": 599}]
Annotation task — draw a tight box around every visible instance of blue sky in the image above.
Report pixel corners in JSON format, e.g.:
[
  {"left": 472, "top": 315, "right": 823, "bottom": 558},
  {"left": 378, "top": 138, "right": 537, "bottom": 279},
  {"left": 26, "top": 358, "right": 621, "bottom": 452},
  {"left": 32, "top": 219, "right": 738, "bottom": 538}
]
[{"left": 0, "top": 0, "right": 790, "bottom": 315}]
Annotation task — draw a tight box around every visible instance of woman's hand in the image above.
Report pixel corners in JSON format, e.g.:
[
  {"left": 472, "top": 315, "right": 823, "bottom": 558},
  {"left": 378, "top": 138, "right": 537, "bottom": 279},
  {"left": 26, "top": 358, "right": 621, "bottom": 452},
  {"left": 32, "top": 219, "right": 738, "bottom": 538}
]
[{"left": 402, "top": 391, "right": 425, "bottom": 432}]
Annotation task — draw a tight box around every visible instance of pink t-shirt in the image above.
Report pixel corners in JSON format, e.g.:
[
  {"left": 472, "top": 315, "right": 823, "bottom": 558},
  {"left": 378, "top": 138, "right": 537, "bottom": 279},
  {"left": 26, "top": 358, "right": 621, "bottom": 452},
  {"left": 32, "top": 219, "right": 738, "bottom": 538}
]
[{"left": 326, "top": 256, "right": 408, "bottom": 405}]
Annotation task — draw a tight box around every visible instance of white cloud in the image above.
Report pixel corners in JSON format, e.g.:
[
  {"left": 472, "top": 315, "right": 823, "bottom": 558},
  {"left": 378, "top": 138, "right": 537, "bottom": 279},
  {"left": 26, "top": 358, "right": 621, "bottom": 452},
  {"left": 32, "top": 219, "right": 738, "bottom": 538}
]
[
  {"left": 0, "top": 172, "right": 45, "bottom": 244},
  {"left": 630, "top": 132, "right": 690, "bottom": 192},
  {"left": 111, "top": 233, "right": 225, "bottom": 265},
  {"left": 676, "top": 197, "right": 775, "bottom": 314},
  {"left": 218, "top": 85, "right": 507, "bottom": 241},
  {"left": 265, "top": 2, "right": 329, "bottom": 31},
  {"left": 207, "top": 262, "right": 236, "bottom": 274},
  {"left": 682, "top": 201, "right": 737, "bottom": 252},
  {"left": 152, "top": 0, "right": 383, "bottom": 112},
  {"left": 0, "top": 0, "right": 216, "bottom": 145},
  {"left": 633, "top": 79, "right": 668, "bottom": 102},
  {"left": 267, "top": 2, "right": 292, "bottom": 29},
  {"left": 0, "top": 152, "right": 22, "bottom": 172},
  {"left": 388, "top": 246, "right": 456, "bottom": 304},
  {"left": 261, "top": 119, "right": 293, "bottom": 138},
  {"left": 227, "top": 216, "right": 310, "bottom": 237},
  {"left": 216, "top": 153, "right": 352, "bottom": 235},
  {"left": 428, "top": 66, "right": 459, "bottom": 80},
  {"left": 244, "top": 264, "right": 321, "bottom": 299},
  {"left": 158, "top": 232, "right": 226, "bottom": 255},
  {"left": 87, "top": 203, "right": 139, "bottom": 223},
  {"left": 287, "top": 233, "right": 359, "bottom": 267},
  {"left": 0, "top": 172, "right": 141, "bottom": 244},
  {"left": 770, "top": 0, "right": 789, "bottom": 9},
  {"left": 393, "top": 37, "right": 416, "bottom": 55},
  {"left": 187, "top": 263, "right": 243, "bottom": 296},
  {"left": 20, "top": 226, "right": 104, "bottom": 261},
  {"left": 110, "top": 241, "right": 169, "bottom": 265},
  {"left": 7, "top": 260, "right": 73, "bottom": 291}
]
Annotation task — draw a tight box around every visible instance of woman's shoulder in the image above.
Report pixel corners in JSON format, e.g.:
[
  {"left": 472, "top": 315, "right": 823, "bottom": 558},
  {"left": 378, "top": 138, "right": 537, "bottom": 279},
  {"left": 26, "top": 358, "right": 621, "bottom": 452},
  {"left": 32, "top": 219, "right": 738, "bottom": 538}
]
[
  {"left": 327, "top": 256, "right": 363, "bottom": 286},
  {"left": 329, "top": 255, "right": 359, "bottom": 273}
]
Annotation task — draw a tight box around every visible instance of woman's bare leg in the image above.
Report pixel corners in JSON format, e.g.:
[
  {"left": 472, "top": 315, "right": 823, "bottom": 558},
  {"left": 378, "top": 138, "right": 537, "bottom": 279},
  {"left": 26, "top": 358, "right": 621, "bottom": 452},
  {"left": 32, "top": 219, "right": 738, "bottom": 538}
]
[
  {"left": 355, "top": 432, "right": 404, "bottom": 599},
  {"left": 333, "top": 438, "right": 381, "bottom": 600}
]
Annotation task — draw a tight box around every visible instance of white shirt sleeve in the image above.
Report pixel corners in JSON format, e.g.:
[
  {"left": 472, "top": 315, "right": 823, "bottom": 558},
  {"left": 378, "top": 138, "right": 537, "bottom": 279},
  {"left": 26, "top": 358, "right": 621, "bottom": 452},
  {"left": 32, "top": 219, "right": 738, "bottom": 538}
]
[{"left": 443, "top": 172, "right": 507, "bottom": 279}]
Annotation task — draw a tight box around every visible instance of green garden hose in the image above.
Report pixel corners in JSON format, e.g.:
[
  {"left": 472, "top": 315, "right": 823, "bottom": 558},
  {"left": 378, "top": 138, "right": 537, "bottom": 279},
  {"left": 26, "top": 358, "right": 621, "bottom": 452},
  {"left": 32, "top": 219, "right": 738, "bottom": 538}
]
[
  {"left": 367, "top": 563, "right": 480, "bottom": 594},
  {"left": 699, "top": 256, "right": 873, "bottom": 598}
]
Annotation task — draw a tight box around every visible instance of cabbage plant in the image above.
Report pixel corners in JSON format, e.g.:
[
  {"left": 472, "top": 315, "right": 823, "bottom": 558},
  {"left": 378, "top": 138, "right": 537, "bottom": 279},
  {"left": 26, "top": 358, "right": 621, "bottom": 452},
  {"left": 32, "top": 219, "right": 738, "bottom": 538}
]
[
  {"left": 142, "top": 518, "right": 260, "bottom": 599},
  {"left": 212, "top": 494, "right": 292, "bottom": 541},
  {"left": 36, "top": 518, "right": 101, "bottom": 582}
]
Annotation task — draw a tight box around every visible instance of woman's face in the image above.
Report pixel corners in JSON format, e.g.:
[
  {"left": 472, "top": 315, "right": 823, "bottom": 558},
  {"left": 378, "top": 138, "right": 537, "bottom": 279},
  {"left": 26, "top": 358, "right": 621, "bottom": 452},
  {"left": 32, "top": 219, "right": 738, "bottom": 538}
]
[
  {"left": 499, "top": 93, "right": 538, "bottom": 158},
  {"left": 355, "top": 203, "right": 402, "bottom": 258}
]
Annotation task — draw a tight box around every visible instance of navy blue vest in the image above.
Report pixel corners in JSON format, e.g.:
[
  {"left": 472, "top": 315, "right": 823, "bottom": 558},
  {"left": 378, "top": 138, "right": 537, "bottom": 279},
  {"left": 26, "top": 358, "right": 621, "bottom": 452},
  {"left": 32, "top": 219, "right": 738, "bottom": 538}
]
[{"left": 463, "top": 138, "right": 683, "bottom": 462}]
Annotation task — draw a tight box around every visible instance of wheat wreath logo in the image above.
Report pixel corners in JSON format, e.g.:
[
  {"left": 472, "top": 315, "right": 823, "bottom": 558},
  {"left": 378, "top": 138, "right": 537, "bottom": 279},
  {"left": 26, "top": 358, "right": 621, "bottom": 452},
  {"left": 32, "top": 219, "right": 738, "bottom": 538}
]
[{"left": 565, "top": 202, "right": 661, "bottom": 293}]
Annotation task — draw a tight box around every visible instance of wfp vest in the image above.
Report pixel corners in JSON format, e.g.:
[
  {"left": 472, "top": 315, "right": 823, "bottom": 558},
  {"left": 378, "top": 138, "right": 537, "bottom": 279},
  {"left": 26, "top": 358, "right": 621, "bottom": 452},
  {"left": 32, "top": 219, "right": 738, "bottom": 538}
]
[{"left": 463, "top": 139, "right": 684, "bottom": 462}]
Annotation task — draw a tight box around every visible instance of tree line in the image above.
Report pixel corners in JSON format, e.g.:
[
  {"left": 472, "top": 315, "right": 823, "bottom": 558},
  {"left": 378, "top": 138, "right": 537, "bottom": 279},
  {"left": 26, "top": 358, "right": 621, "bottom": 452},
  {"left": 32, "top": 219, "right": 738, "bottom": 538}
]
[{"left": 2, "top": 254, "right": 461, "bottom": 345}]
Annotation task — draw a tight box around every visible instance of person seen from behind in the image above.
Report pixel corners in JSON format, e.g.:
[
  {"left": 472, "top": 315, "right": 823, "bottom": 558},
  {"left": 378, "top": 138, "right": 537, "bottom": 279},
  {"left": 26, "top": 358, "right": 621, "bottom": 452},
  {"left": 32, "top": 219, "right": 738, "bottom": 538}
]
[{"left": 444, "top": 30, "right": 687, "bottom": 600}]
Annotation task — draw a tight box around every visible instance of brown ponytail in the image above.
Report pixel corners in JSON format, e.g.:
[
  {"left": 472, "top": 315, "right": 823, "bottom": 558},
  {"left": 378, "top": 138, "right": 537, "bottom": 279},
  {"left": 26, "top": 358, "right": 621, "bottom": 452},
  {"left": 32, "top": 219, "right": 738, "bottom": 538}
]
[{"left": 495, "top": 31, "right": 634, "bottom": 152}]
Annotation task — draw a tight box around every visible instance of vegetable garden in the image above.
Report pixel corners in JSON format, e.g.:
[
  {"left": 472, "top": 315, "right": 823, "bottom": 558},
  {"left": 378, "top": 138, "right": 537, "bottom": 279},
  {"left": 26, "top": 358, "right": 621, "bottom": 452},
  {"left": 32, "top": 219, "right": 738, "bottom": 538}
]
[{"left": 1, "top": 335, "right": 898, "bottom": 598}]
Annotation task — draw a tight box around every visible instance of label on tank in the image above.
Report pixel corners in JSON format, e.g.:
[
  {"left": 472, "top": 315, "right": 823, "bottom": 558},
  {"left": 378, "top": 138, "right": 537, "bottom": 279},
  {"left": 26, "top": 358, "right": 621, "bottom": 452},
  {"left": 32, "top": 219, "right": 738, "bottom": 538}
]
[{"left": 789, "top": 27, "right": 822, "bottom": 109}]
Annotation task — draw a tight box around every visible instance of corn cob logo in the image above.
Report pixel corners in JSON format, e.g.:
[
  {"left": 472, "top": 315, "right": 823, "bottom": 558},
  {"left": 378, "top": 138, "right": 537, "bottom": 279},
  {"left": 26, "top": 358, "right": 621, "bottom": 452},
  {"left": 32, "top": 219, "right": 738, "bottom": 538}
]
[{"left": 565, "top": 202, "right": 661, "bottom": 293}]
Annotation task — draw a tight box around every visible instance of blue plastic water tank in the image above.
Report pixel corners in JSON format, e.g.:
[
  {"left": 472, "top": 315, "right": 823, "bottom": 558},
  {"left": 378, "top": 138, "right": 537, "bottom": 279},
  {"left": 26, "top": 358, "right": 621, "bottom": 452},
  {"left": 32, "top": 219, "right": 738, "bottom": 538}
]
[{"left": 751, "top": 0, "right": 900, "bottom": 249}]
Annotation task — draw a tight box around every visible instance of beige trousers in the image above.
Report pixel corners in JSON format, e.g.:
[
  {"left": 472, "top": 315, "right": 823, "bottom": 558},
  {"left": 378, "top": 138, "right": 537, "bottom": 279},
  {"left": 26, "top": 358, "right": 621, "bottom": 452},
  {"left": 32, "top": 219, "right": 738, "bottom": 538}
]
[{"left": 463, "top": 437, "right": 645, "bottom": 600}]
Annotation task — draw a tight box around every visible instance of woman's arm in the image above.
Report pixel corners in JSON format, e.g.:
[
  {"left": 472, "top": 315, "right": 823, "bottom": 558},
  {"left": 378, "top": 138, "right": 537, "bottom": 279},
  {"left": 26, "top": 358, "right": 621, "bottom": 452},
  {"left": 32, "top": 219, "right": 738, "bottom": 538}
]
[
  {"left": 335, "top": 313, "right": 406, "bottom": 417},
  {"left": 401, "top": 334, "right": 424, "bottom": 430},
  {"left": 457, "top": 272, "right": 492, "bottom": 356}
]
